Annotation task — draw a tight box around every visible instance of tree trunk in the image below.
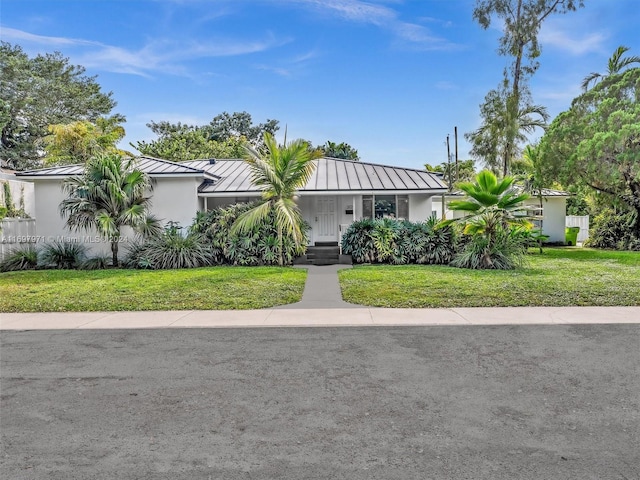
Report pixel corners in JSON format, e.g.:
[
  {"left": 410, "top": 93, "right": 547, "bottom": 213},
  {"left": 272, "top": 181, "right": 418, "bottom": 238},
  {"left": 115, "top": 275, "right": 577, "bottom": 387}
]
[
  {"left": 111, "top": 240, "right": 118, "bottom": 267},
  {"left": 277, "top": 223, "right": 283, "bottom": 267}
]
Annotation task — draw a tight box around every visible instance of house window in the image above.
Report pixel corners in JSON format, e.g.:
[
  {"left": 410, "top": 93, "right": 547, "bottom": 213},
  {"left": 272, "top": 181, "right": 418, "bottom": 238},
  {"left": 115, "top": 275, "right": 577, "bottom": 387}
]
[{"left": 362, "top": 195, "right": 409, "bottom": 220}]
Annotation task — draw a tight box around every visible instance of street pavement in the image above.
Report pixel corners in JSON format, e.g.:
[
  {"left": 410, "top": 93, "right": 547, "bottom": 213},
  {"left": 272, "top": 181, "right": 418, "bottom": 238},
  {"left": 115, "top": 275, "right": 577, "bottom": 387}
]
[{"left": 1, "top": 325, "right": 639, "bottom": 479}]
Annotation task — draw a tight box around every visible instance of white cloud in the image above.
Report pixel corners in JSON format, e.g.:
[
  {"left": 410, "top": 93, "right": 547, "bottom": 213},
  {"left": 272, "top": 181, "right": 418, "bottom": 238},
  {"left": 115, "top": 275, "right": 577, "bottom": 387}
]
[
  {"left": 1, "top": 26, "right": 102, "bottom": 47},
  {"left": 274, "top": 0, "right": 459, "bottom": 50},
  {"left": 540, "top": 29, "right": 607, "bottom": 56},
  {"left": 1, "top": 26, "right": 289, "bottom": 77}
]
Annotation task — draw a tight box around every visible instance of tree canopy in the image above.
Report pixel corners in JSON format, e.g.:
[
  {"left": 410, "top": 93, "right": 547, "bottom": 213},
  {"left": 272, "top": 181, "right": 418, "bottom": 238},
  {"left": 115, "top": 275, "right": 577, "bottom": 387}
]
[
  {"left": 43, "top": 116, "right": 128, "bottom": 165},
  {"left": 0, "top": 42, "right": 118, "bottom": 170},
  {"left": 425, "top": 159, "right": 477, "bottom": 188},
  {"left": 133, "top": 112, "right": 279, "bottom": 161},
  {"left": 539, "top": 67, "right": 640, "bottom": 231},
  {"left": 319, "top": 141, "right": 360, "bottom": 161}
]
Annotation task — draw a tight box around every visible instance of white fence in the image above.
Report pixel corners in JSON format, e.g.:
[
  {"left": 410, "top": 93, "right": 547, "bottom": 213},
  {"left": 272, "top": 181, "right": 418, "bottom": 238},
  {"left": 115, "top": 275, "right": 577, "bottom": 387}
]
[
  {"left": 0, "top": 218, "right": 37, "bottom": 259},
  {"left": 566, "top": 215, "right": 589, "bottom": 242}
]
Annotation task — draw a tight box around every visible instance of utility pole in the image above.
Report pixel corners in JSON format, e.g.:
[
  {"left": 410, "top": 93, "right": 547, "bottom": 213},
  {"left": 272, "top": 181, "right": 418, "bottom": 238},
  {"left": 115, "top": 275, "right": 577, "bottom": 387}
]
[
  {"left": 454, "top": 126, "right": 459, "bottom": 185},
  {"left": 446, "top": 134, "right": 452, "bottom": 192}
]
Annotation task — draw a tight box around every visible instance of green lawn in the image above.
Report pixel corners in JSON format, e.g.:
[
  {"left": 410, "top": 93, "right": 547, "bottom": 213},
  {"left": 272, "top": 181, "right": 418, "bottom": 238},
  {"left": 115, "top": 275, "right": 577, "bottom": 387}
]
[
  {"left": 339, "top": 247, "right": 640, "bottom": 308},
  {"left": 0, "top": 267, "right": 307, "bottom": 312}
]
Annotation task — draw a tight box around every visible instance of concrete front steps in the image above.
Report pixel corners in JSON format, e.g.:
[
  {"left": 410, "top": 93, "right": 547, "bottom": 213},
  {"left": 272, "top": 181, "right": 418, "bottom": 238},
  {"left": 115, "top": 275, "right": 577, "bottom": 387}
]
[{"left": 294, "top": 242, "right": 352, "bottom": 266}]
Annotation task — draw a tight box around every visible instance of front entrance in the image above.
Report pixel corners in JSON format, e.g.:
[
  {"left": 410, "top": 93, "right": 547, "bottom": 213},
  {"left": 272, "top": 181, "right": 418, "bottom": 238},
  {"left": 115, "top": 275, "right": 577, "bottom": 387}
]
[{"left": 314, "top": 196, "right": 338, "bottom": 243}]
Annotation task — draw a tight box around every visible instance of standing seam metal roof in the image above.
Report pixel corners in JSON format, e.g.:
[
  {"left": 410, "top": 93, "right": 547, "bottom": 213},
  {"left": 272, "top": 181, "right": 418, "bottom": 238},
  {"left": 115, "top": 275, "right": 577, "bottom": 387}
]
[
  {"left": 16, "top": 156, "right": 207, "bottom": 177},
  {"left": 185, "top": 157, "right": 447, "bottom": 193}
]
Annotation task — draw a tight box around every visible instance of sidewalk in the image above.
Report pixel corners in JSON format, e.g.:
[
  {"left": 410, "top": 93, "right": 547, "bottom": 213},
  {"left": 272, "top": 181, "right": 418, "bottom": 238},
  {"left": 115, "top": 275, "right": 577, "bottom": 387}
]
[{"left": 1, "top": 306, "right": 639, "bottom": 330}]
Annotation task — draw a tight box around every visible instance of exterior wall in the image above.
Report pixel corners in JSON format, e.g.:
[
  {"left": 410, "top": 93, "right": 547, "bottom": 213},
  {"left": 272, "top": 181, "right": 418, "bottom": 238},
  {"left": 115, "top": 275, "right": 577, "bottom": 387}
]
[
  {"left": 149, "top": 177, "right": 201, "bottom": 230},
  {"left": 30, "top": 176, "right": 203, "bottom": 257},
  {"left": 526, "top": 197, "right": 566, "bottom": 243},
  {"left": 408, "top": 194, "right": 433, "bottom": 222}
]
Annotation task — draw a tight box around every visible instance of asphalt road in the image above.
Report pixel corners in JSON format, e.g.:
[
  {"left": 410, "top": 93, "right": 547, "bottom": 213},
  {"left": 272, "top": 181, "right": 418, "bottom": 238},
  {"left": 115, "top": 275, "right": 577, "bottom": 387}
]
[{"left": 1, "top": 325, "right": 639, "bottom": 479}]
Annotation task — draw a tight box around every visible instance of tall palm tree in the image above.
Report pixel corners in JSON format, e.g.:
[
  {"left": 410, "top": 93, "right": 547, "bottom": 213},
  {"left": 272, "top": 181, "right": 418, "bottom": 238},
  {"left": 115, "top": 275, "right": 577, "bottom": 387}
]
[
  {"left": 466, "top": 85, "right": 548, "bottom": 176},
  {"left": 231, "top": 132, "right": 317, "bottom": 266},
  {"left": 582, "top": 45, "right": 640, "bottom": 91},
  {"left": 60, "top": 153, "right": 161, "bottom": 266}
]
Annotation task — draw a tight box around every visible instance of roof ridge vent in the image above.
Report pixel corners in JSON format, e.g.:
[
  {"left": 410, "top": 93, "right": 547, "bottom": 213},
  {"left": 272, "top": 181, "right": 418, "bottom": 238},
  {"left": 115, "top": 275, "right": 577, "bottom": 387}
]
[{"left": 208, "top": 158, "right": 216, "bottom": 165}]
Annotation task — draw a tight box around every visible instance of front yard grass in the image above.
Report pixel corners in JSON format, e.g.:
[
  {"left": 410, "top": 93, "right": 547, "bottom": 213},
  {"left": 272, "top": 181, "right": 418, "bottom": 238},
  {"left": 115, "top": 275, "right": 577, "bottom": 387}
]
[
  {"left": 339, "top": 247, "right": 640, "bottom": 308},
  {"left": 0, "top": 267, "right": 307, "bottom": 312}
]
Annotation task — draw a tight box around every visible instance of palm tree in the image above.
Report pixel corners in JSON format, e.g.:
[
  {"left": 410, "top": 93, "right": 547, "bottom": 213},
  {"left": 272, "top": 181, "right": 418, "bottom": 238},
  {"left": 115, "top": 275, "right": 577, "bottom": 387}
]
[
  {"left": 231, "top": 132, "right": 317, "bottom": 266},
  {"left": 466, "top": 85, "right": 548, "bottom": 176},
  {"left": 60, "top": 153, "right": 161, "bottom": 266},
  {"left": 449, "top": 170, "right": 531, "bottom": 268},
  {"left": 582, "top": 45, "right": 640, "bottom": 91}
]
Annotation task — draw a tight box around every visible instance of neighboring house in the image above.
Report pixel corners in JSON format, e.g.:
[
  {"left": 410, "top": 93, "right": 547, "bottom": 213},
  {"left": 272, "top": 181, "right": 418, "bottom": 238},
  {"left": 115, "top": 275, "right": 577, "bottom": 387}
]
[
  {"left": 15, "top": 156, "right": 447, "bottom": 255},
  {"left": 432, "top": 188, "right": 570, "bottom": 243}
]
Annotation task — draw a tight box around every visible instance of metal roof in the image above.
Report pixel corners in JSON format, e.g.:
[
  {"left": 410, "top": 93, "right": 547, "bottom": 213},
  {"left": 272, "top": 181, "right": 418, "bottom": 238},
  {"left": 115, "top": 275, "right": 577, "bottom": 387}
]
[
  {"left": 16, "top": 156, "right": 206, "bottom": 178},
  {"left": 186, "top": 158, "right": 447, "bottom": 194}
]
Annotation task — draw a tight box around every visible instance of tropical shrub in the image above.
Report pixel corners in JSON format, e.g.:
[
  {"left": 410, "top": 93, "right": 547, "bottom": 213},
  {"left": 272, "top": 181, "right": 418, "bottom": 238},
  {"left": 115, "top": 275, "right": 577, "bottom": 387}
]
[
  {"left": 125, "top": 222, "right": 215, "bottom": 270},
  {"left": 40, "top": 242, "right": 87, "bottom": 269},
  {"left": 341, "top": 217, "right": 456, "bottom": 265},
  {"left": 586, "top": 209, "right": 640, "bottom": 251},
  {"left": 0, "top": 245, "right": 39, "bottom": 272},
  {"left": 450, "top": 227, "right": 528, "bottom": 270},
  {"left": 192, "top": 203, "right": 308, "bottom": 266}
]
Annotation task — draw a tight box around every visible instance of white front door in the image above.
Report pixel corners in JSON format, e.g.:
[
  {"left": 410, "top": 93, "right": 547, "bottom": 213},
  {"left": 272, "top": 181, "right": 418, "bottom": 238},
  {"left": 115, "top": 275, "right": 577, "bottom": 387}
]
[{"left": 314, "top": 196, "right": 338, "bottom": 243}]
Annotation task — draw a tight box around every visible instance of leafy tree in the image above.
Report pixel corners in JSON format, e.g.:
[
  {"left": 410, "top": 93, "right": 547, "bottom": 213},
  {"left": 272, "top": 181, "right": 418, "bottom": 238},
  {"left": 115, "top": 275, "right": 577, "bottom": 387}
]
[
  {"left": 539, "top": 67, "right": 640, "bottom": 234},
  {"left": 134, "top": 112, "right": 278, "bottom": 160},
  {"left": 135, "top": 126, "right": 245, "bottom": 161},
  {"left": 231, "top": 133, "right": 317, "bottom": 266},
  {"left": 582, "top": 45, "right": 640, "bottom": 91},
  {"left": 319, "top": 141, "right": 360, "bottom": 160},
  {"left": 43, "top": 116, "right": 128, "bottom": 165},
  {"left": 471, "top": 0, "right": 583, "bottom": 176},
  {"left": 425, "top": 159, "right": 477, "bottom": 188},
  {"left": 60, "top": 153, "right": 162, "bottom": 266},
  {"left": 203, "top": 111, "right": 279, "bottom": 149},
  {"left": 0, "top": 42, "right": 117, "bottom": 170},
  {"left": 448, "top": 170, "right": 531, "bottom": 268}
]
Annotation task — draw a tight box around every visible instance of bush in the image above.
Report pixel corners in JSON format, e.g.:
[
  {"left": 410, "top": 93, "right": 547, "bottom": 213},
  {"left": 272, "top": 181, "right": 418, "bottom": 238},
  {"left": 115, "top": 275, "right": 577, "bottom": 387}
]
[
  {"left": 586, "top": 209, "right": 640, "bottom": 251},
  {"left": 451, "top": 226, "right": 528, "bottom": 270},
  {"left": 125, "top": 223, "right": 215, "bottom": 270},
  {"left": 341, "top": 217, "right": 457, "bottom": 265},
  {"left": 40, "top": 242, "right": 87, "bottom": 269},
  {"left": 0, "top": 245, "right": 39, "bottom": 272},
  {"left": 191, "top": 203, "right": 308, "bottom": 266},
  {"left": 79, "top": 255, "right": 113, "bottom": 270}
]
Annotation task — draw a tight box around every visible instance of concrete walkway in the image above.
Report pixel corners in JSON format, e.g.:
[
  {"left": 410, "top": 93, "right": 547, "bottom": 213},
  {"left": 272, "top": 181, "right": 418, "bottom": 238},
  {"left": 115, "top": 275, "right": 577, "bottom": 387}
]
[
  {"left": 277, "top": 264, "right": 359, "bottom": 309},
  {"left": 1, "top": 264, "right": 639, "bottom": 329}
]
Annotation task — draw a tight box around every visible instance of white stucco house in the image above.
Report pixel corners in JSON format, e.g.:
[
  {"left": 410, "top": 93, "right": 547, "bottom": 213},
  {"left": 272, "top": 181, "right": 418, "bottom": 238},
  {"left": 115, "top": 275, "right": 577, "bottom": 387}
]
[
  {"left": 431, "top": 188, "right": 570, "bottom": 243},
  {"left": 14, "top": 156, "right": 448, "bottom": 256}
]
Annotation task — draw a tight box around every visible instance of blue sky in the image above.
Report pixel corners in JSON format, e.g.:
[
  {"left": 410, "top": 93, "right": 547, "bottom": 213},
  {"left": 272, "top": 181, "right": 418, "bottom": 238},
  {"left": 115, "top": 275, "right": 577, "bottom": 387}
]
[{"left": 2, "top": 0, "right": 639, "bottom": 169}]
